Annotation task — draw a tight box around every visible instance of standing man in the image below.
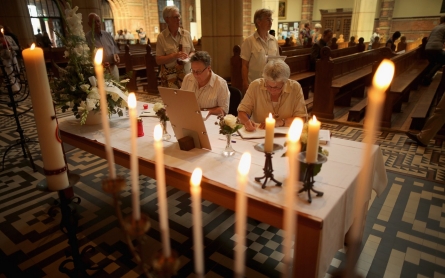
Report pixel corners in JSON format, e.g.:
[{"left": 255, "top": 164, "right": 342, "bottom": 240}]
[
  {"left": 240, "top": 9, "right": 279, "bottom": 92},
  {"left": 85, "top": 13, "right": 120, "bottom": 80},
  {"left": 368, "top": 27, "right": 380, "bottom": 50},
  {"left": 310, "top": 28, "right": 333, "bottom": 71},
  {"left": 422, "top": 15, "right": 445, "bottom": 85}
]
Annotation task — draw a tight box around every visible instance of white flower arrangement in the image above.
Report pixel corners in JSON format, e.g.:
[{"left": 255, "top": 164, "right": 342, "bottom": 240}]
[{"left": 215, "top": 114, "right": 243, "bottom": 135}]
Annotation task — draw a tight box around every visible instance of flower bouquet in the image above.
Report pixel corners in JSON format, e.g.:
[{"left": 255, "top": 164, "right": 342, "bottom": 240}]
[
  {"left": 51, "top": 1, "right": 129, "bottom": 124},
  {"left": 153, "top": 102, "right": 170, "bottom": 140},
  {"left": 215, "top": 114, "right": 243, "bottom": 157}
]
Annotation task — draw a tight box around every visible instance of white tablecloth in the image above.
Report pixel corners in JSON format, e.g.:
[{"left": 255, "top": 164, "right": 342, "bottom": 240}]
[{"left": 58, "top": 106, "right": 387, "bottom": 277}]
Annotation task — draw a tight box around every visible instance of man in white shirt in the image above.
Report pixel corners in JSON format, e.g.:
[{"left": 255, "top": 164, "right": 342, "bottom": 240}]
[
  {"left": 180, "top": 51, "right": 230, "bottom": 116},
  {"left": 123, "top": 29, "right": 134, "bottom": 40},
  {"left": 368, "top": 27, "right": 380, "bottom": 50}
]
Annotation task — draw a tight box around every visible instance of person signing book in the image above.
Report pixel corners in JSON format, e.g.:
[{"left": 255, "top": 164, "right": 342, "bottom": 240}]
[{"left": 237, "top": 59, "right": 307, "bottom": 132}]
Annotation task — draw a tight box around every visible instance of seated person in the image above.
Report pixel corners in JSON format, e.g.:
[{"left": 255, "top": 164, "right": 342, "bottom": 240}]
[
  {"left": 330, "top": 37, "right": 338, "bottom": 49},
  {"left": 372, "top": 36, "right": 381, "bottom": 49},
  {"left": 237, "top": 59, "right": 307, "bottom": 131},
  {"left": 386, "top": 31, "right": 401, "bottom": 51},
  {"left": 337, "top": 34, "right": 344, "bottom": 43},
  {"left": 348, "top": 36, "right": 357, "bottom": 47},
  {"left": 357, "top": 37, "right": 366, "bottom": 52},
  {"left": 283, "top": 37, "right": 291, "bottom": 46},
  {"left": 305, "top": 37, "right": 313, "bottom": 48},
  {"left": 180, "top": 51, "right": 230, "bottom": 116},
  {"left": 310, "top": 28, "right": 333, "bottom": 70},
  {"left": 396, "top": 36, "right": 407, "bottom": 52}
]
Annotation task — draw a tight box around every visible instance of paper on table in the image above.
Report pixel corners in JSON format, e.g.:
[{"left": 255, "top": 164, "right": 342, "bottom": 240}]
[
  {"left": 140, "top": 110, "right": 157, "bottom": 117},
  {"left": 237, "top": 125, "right": 289, "bottom": 139},
  {"left": 319, "top": 129, "right": 331, "bottom": 145},
  {"left": 201, "top": 110, "right": 209, "bottom": 120}
]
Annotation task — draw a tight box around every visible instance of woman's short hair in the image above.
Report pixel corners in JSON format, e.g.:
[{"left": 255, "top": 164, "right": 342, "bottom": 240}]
[
  {"left": 262, "top": 59, "right": 290, "bottom": 83},
  {"left": 254, "top": 9, "right": 273, "bottom": 29},
  {"left": 190, "top": 51, "right": 211, "bottom": 67},
  {"left": 163, "top": 6, "right": 180, "bottom": 21}
]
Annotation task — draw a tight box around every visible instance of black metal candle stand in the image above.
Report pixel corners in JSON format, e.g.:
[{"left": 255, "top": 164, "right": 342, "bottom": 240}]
[
  {"left": 298, "top": 152, "right": 327, "bottom": 203},
  {"left": 254, "top": 143, "right": 283, "bottom": 189}
]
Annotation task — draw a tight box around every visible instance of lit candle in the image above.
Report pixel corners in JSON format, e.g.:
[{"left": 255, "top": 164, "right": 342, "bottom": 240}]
[
  {"left": 154, "top": 124, "right": 171, "bottom": 258},
  {"left": 234, "top": 152, "right": 252, "bottom": 278},
  {"left": 22, "top": 44, "right": 69, "bottom": 191},
  {"left": 283, "top": 119, "right": 303, "bottom": 277},
  {"left": 264, "top": 113, "right": 275, "bottom": 152},
  {"left": 306, "top": 115, "right": 320, "bottom": 163},
  {"left": 1, "top": 28, "right": 10, "bottom": 51},
  {"left": 128, "top": 93, "right": 140, "bottom": 221},
  {"left": 190, "top": 168, "right": 204, "bottom": 278},
  {"left": 94, "top": 49, "right": 116, "bottom": 179}
]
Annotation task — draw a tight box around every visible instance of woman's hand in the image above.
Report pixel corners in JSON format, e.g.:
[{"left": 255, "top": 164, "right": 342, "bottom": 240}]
[
  {"left": 244, "top": 120, "right": 257, "bottom": 132},
  {"left": 176, "top": 51, "right": 188, "bottom": 60}
]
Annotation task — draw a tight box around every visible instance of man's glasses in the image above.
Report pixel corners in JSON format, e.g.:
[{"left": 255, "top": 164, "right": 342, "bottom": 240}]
[{"left": 190, "top": 66, "right": 208, "bottom": 75}]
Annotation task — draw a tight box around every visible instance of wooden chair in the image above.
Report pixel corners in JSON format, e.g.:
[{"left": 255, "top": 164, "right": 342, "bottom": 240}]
[{"left": 228, "top": 86, "right": 243, "bottom": 116}]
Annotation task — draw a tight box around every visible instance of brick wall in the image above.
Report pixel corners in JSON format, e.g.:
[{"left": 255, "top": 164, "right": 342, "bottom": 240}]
[{"left": 375, "top": 16, "right": 439, "bottom": 42}]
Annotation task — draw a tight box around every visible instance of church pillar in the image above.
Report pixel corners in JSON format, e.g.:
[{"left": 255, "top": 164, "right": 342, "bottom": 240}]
[
  {"left": 0, "top": 0, "right": 35, "bottom": 47},
  {"left": 243, "top": 0, "right": 252, "bottom": 39},
  {"left": 378, "top": 0, "right": 395, "bottom": 43},
  {"left": 262, "top": 0, "right": 278, "bottom": 35},
  {"left": 71, "top": 0, "right": 101, "bottom": 33},
  {"left": 201, "top": 0, "right": 243, "bottom": 79},
  {"left": 196, "top": 0, "right": 202, "bottom": 39},
  {"left": 301, "top": 0, "right": 314, "bottom": 23},
  {"left": 350, "top": 0, "right": 379, "bottom": 42}
]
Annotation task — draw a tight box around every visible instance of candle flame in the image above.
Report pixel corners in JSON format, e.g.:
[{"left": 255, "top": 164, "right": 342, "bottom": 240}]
[
  {"left": 238, "top": 152, "right": 251, "bottom": 176},
  {"left": 154, "top": 124, "right": 163, "bottom": 141},
  {"left": 190, "top": 168, "right": 202, "bottom": 187},
  {"left": 1, "top": 28, "right": 3, "bottom": 34},
  {"left": 128, "top": 93, "right": 136, "bottom": 109},
  {"left": 268, "top": 113, "right": 273, "bottom": 119},
  {"left": 31, "top": 43, "right": 35, "bottom": 50},
  {"left": 311, "top": 115, "right": 317, "bottom": 122},
  {"left": 372, "top": 59, "right": 395, "bottom": 91},
  {"left": 288, "top": 118, "right": 303, "bottom": 142},
  {"left": 94, "top": 48, "right": 103, "bottom": 65}
]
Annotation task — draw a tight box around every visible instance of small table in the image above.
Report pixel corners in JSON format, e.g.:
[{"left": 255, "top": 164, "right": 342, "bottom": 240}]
[{"left": 58, "top": 108, "right": 387, "bottom": 278}]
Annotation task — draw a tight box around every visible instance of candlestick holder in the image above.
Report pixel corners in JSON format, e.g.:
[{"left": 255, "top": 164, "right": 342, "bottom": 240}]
[
  {"left": 102, "top": 177, "right": 180, "bottom": 277},
  {"left": 298, "top": 151, "right": 327, "bottom": 203},
  {"left": 254, "top": 143, "right": 283, "bottom": 189}
]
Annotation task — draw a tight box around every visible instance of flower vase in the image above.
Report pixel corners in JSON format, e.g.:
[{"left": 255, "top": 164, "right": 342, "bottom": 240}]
[
  {"left": 84, "top": 111, "right": 102, "bottom": 125},
  {"left": 222, "top": 134, "right": 235, "bottom": 157},
  {"left": 160, "top": 120, "right": 171, "bottom": 141}
]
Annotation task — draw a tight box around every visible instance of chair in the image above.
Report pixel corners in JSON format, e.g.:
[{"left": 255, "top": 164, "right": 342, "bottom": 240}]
[{"left": 228, "top": 86, "right": 242, "bottom": 116}]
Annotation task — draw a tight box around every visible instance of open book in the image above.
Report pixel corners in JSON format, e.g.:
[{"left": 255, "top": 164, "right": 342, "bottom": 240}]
[
  {"left": 319, "top": 129, "right": 331, "bottom": 145},
  {"left": 141, "top": 110, "right": 209, "bottom": 120},
  {"left": 237, "top": 126, "right": 289, "bottom": 139}
]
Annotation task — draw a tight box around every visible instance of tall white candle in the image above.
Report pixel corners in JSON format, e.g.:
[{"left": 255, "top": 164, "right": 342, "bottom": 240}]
[
  {"left": 349, "top": 60, "right": 394, "bottom": 249},
  {"left": 128, "top": 93, "right": 140, "bottom": 221},
  {"left": 234, "top": 152, "right": 251, "bottom": 278},
  {"left": 190, "top": 168, "right": 204, "bottom": 278},
  {"left": 1, "top": 28, "right": 10, "bottom": 52},
  {"left": 22, "top": 44, "right": 69, "bottom": 191},
  {"left": 306, "top": 115, "right": 320, "bottom": 163},
  {"left": 282, "top": 119, "right": 303, "bottom": 278},
  {"left": 154, "top": 124, "right": 171, "bottom": 258},
  {"left": 264, "top": 113, "right": 275, "bottom": 152},
  {"left": 94, "top": 49, "right": 116, "bottom": 179}
]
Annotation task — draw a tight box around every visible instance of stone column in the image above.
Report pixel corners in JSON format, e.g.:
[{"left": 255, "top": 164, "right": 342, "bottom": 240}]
[
  {"left": 262, "top": 0, "right": 278, "bottom": 35},
  {"left": 196, "top": 0, "right": 202, "bottom": 39},
  {"left": 243, "top": 0, "right": 252, "bottom": 39},
  {"left": 350, "top": 0, "right": 379, "bottom": 42},
  {"left": 0, "top": 0, "right": 35, "bottom": 47},
  {"left": 72, "top": 0, "right": 101, "bottom": 33},
  {"left": 301, "top": 0, "right": 314, "bottom": 23},
  {"left": 201, "top": 0, "right": 243, "bottom": 79},
  {"left": 378, "top": 0, "right": 395, "bottom": 43}
]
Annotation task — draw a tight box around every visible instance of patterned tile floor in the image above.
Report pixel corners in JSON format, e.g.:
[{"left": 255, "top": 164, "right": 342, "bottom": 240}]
[{"left": 1, "top": 93, "right": 445, "bottom": 277}]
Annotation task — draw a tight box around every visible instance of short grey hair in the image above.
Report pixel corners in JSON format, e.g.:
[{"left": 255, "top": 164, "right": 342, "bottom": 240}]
[
  {"left": 190, "top": 51, "right": 211, "bottom": 67},
  {"left": 163, "top": 6, "right": 180, "bottom": 21},
  {"left": 254, "top": 9, "right": 273, "bottom": 29},
  {"left": 262, "top": 59, "right": 290, "bottom": 83}
]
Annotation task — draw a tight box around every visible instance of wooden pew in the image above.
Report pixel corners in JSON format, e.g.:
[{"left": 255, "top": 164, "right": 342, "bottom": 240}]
[
  {"left": 230, "top": 45, "right": 243, "bottom": 93},
  {"left": 281, "top": 47, "right": 311, "bottom": 57},
  {"left": 124, "top": 44, "right": 147, "bottom": 91},
  {"left": 286, "top": 54, "right": 314, "bottom": 99},
  {"left": 144, "top": 43, "right": 160, "bottom": 94},
  {"left": 330, "top": 46, "right": 359, "bottom": 59},
  {"left": 380, "top": 47, "right": 429, "bottom": 127},
  {"left": 312, "top": 46, "right": 394, "bottom": 119}
]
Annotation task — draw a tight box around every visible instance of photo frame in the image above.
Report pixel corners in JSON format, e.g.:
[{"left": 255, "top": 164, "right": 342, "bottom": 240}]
[
  {"left": 282, "top": 23, "right": 288, "bottom": 31},
  {"left": 278, "top": 0, "right": 287, "bottom": 20}
]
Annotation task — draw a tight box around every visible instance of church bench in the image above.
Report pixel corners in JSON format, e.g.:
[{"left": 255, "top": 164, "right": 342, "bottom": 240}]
[
  {"left": 280, "top": 47, "right": 310, "bottom": 57},
  {"left": 286, "top": 54, "right": 314, "bottom": 99},
  {"left": 312, "top": 46, "right": 394, "bottom": 119},
  {"left": 330, "top": 46, "right": 360, "bottom": 59},
  {"left": 380, "top": 47, "right": 428, "bottom": 127},
  {"left": 280, "top": 45, "right": 302, "bottom": 52},
  {"left": 347, "top": 98, "right": 368, "bottom": 122},
  {"left": 143, "top": 43, "right": 160, "bottom": 94},
  {"left": 124, "top": 44, "right": 147, "bottom": 91},
  {"left": 230, "top": 45, "right": 243, "bottom": 93}
]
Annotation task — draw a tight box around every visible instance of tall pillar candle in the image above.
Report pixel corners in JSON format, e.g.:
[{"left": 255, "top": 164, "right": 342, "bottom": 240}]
[
  {"left": 22, "top": 44, "right": 69, "bottom": 191},
  {"left": 264, "top": 113, "right": 275, "bottom": 152},
  {"left": 1, "top": 28, "right": 10, "bottom": 52},
  {"left": 306, "top": 115, "right": 320, "bottom": 163},
  {"left": 94, "top": 49, "right": 116, "bottom": 178},
  {"left": 154, "top": 124, "right": 171, "bottom": 258},
  {"left": 282, "top": 119, "right": 303, "bottom": 278},
  {"left": 128, "top": 93, "right": 140, "bottom": 221},
  {"left": 190, "top": 168, "right": 204, "bottom": 278},
  {"left": 234, "top": 152, "right": 251, "bottom": 278}
]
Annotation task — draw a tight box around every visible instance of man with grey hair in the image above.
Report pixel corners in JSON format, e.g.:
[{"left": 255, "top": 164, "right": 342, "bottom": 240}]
[
  {"left": 180, "top": 51, "right": 229, "bottom": 116},
  {"left": 237, "top": 59, "right": 307, "bottom": 132},
  {"left": 240, "top": 9, "right": 279, "bottom": 93},
  {"left": 85, "top": 13, "right": 120, "bottom": 80},
  {"left": 156, "top": 5, "right": 194, "bottom": 88},
  {"left": 369, "top": 27, "right": 380, "bottom": 50}
]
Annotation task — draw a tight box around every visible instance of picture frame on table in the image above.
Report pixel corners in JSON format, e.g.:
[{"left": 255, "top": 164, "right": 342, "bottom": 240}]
[{"left": 278, "top": 0, "right": 286, "bottom": 20}]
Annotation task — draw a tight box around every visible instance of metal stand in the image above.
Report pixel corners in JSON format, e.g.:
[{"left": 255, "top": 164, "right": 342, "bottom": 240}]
[
  {"left": 0, "top": 52, "right": 37, "bottom": 171},
  {"left": 254, "top": 143, "right": 283, "bottom": 189},
  {"left": 298, "top": 152, "right": 327, "bottom": 203}
]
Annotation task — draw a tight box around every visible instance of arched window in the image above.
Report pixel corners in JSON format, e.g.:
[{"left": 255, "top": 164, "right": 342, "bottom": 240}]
[
  {"left": 101, "top": 0, "right": 114, "bottom": 35},
  {"left": 27, "top": 0, "right": 63, "bottom": 47}
]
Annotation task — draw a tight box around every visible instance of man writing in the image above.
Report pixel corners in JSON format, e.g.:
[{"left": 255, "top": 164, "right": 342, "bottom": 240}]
[
  {"left": 310, "top": 28, "right": 333, "bottom": 71},
  {"left": 85, "top": 13, "right": 120, "bottom": 80}
]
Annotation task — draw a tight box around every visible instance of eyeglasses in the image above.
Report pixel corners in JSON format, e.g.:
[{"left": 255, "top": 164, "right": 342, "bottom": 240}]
[
  {"left": 190, "top": 66, "right": 208, "bottom": 75},
  {"left": 168, "top": 15, "right": 181, "bottom": 20},
  {"left": 263, "top": 17, "right": 273, "bottom": 22},
  {"left": 265, "top": 82, "right": 284, "bottom": 91}
]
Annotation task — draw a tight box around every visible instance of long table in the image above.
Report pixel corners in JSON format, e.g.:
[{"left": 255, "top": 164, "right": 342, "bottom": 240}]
[{"left": 58, "top": 107, "right": 387, "bottom": 278}]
